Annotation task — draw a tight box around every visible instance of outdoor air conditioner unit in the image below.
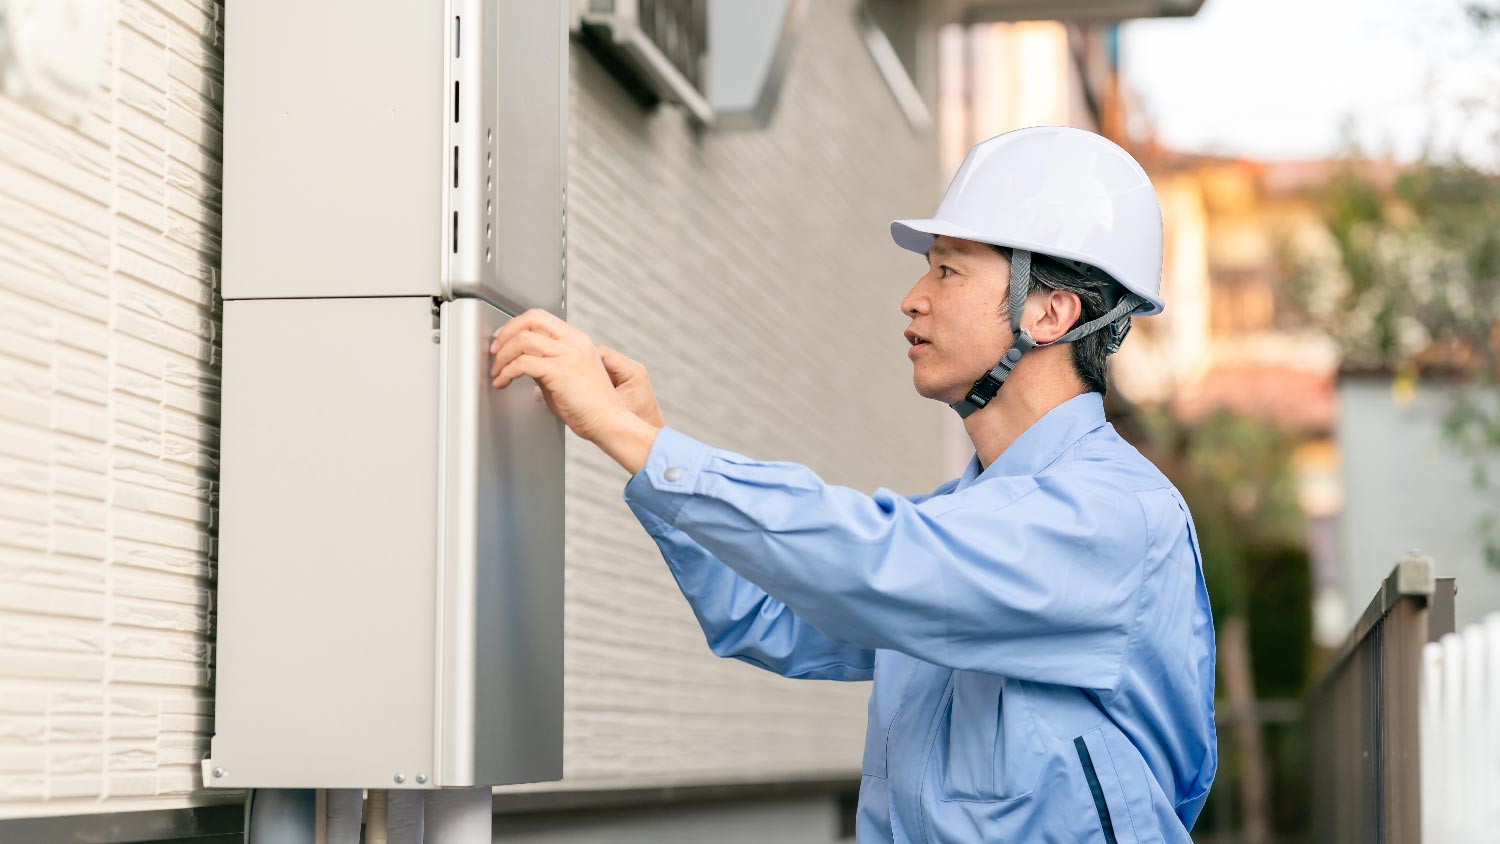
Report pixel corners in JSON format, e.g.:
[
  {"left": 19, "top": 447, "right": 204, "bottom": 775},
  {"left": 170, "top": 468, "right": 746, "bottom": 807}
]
[
  {"left": 580, "top": 0, "right": 713, "bottom": 123},
  {"left": 577, "top": 0, "right": 804, "bottom": 130}
]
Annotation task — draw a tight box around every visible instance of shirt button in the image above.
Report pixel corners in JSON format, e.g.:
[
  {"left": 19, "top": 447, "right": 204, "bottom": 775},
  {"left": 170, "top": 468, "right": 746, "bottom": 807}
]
[{"left": 663, "top": 467, "right": 683, "bottom": 482}]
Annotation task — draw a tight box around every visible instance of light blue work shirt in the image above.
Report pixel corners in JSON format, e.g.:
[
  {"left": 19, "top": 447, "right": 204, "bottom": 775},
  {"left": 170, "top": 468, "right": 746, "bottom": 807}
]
[{"left": 622, "top": 393, "right": 1217, "bottom": 843}]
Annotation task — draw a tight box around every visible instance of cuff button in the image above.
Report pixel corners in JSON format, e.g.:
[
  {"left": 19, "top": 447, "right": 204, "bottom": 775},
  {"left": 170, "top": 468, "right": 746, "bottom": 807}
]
[{"left": 663, "top": 467, "right": 683, "bottom": 482}]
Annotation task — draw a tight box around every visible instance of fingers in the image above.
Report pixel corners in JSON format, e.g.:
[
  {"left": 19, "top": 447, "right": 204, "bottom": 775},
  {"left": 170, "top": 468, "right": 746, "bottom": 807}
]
[
  {"left": 489, "top": 308, "right": 583, "bottom": 355},
  {"left": 492, "top": 352, "right": 553, "bottom": 390},
  {"left": 595, "top": 343, "right": 648, "bottom": 381},
  {"left": 491, "top": 328, "right": 568, "bottom": 378},
  {"left": 595, "top": 343, "right": 635, "bottom": 377}
]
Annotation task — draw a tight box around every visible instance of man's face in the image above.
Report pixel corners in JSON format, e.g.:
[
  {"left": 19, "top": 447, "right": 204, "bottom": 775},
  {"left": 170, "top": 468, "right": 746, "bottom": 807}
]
[{"left": 899, "top": 235, "right": 1014, "bottom": 405}]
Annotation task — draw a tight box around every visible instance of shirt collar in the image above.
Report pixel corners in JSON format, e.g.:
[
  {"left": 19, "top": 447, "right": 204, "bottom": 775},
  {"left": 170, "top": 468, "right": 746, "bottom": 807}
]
[{"left": 955, "top": 392, "right": 1108, "bottom": 489}]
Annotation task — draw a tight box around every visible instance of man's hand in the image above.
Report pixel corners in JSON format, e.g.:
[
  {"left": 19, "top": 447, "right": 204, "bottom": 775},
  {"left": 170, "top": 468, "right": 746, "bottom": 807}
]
[
  {"left": 596, "top": 344, "right": 665, "bottom": 428},
  {"left": 490, "top": 309, "right": 661, "bottom": 474}
]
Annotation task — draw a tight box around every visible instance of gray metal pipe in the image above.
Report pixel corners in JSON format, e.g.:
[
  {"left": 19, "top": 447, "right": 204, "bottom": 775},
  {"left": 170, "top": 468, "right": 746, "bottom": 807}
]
[
  {"left": 388, "top": 790, "right": 425, "bottom": 844},
  {"left": 366, "top": 790, "right": 388, "bottom": 844},
  {"left": 244, "top": 785, "right": 488, "bottom": 842},
  {"left": 425, "top": 786, "right": 492, "bottom": 843},
  {"left": 245, "top": 789, "right": 314, "bottom": 844}
]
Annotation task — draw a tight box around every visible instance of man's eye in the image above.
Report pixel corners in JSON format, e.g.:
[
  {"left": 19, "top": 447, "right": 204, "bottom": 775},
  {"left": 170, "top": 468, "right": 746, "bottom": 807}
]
[{"left": 939, "top": 265, "right": 954, "bottom": 278}]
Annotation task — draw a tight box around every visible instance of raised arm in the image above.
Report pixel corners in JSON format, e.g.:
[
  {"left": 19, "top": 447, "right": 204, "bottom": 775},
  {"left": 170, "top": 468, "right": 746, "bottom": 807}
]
[
  {"left": 625, "top": 462, "right": 963, "bottom": 682},
  {"left": 631, "top": 511, "right": 874, "bottom": 680},
  {"left": 623, "top": 427, "right": 1150, "bottom": 691}
]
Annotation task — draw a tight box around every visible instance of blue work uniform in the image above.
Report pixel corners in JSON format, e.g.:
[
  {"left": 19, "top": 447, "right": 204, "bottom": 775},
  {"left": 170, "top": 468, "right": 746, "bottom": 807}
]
[{"left": 622, "top": 393, "right": 1217, "bottom": 843}]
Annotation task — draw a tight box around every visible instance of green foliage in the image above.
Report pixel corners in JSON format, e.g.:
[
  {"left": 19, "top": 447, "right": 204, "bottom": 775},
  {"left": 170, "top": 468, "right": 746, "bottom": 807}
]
[
  {"left": 1443, "top": 390, "right": 1500, "bottom": 566},
  {"left": 1182, "top": 412, "right": 1306, "bottom": 550},
  {"left": 1303, "top": 159, "right": 1500, "bottom": 372},
  {"left": 1471, "top": 2, "right": 1500, "bottom": 31},
  {"left": 1291, "top": 133, "right": 1500, "bottom": 566},
  {"left": 1244, "top": 544, "right": 1313, "bottom": 699}
]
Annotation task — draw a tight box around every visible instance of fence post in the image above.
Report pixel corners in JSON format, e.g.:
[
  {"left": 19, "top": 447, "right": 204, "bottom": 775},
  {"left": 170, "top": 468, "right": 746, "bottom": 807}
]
[{"left": 1306, "top": 553, "right": 1455, "bottom": 844}]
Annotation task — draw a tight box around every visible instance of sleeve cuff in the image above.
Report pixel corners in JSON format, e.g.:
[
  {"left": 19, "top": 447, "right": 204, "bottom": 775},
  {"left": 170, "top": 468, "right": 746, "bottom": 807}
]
[{"left": 622, "top": 425, "right": 714, "bottom": 533}]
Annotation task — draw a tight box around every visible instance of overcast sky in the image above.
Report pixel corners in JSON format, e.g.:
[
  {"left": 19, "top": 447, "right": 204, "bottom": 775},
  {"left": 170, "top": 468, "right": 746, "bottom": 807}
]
[{"left": 1120, "top": 0, "right": 1500, "bottom": 166}]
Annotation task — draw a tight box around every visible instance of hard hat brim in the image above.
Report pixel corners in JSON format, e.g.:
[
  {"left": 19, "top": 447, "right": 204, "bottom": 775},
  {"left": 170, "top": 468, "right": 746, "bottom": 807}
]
[{"left": 889, "top": 217, "right": 1164, "bottom": 316}]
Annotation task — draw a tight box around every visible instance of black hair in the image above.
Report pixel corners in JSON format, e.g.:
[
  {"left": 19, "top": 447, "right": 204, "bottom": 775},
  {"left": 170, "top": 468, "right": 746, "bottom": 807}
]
[{"left": 989, "top": 245, "right": 1115, "bottom": 396}]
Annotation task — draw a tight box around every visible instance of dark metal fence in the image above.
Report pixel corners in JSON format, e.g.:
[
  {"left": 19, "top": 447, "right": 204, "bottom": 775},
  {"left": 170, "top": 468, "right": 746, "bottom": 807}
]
[{"left": 1305, "top": 555, "right": 1456, "bottom": 844}]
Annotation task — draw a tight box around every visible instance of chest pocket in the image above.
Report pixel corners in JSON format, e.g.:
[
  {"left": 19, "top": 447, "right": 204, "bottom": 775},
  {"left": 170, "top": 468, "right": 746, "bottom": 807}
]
[{"left": 939, "top": 672, "right": 1048, "bottom": 802}]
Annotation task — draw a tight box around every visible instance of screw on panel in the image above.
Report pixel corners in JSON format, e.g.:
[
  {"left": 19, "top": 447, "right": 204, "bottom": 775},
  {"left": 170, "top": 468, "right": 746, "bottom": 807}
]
[
  {"left": 432, "top": 333, "right": 441, "bottom": 344},
  {"left": 416, "top": 773, "right": 428, "bottom": 784},
  {"left": 212, "top": 767, "right": 225, "bottom": 778},
  {"left": 394, "top": 772, "right": 406, "bottom": 784}
]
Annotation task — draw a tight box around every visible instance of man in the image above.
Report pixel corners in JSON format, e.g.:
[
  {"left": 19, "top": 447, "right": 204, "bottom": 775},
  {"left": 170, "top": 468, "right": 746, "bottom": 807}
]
[{"left": 489, "top": 126, "right": 1217, "bottom": 843}]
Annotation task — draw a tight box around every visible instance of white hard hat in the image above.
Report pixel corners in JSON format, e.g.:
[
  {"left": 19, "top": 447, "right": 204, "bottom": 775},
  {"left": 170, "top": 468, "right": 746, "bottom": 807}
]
[{"left": 890, "top": 125, "right": 1164, "bottom": 315}]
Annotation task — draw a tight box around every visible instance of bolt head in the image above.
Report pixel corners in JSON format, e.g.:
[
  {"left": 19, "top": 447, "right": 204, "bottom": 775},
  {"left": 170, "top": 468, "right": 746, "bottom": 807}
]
[
  {"left": 394, "top": 772, "right": 406, "bottom": 784},
  {"left": 212, "top": 767, "right": 225, "bottom": 778},
  {"left": 416, "top": 773, "right": 428, "bottom": 784}
]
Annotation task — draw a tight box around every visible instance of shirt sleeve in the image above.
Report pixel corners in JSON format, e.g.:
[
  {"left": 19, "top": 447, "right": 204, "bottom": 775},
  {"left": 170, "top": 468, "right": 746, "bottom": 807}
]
[
  {"left": 623, "top": 426, "right": 1150, "bottom": 691},
  {"left": 627, "top": 509, "right": 876, "bottom": 681}
]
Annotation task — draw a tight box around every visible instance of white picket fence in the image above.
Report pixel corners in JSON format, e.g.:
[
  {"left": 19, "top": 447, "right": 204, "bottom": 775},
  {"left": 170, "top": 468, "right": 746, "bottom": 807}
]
[{"left": 1420, "top": 612, "right": 1500, "bottom": 844}]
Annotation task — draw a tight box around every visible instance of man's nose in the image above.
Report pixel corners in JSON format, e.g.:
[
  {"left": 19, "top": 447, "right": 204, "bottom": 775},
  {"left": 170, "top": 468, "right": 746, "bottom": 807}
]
[{"left": 900, "top": 280, "right": 929, "bottom": 316}]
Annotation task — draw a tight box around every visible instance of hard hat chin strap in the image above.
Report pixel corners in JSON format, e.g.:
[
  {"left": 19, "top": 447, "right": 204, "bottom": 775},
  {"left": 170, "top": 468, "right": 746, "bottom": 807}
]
[
  {"left": 949, "top": 249, "right": 1147, "bottom": 419},
  {"left": 950, "top": 250, "right": 1035, "bottom": 419}
]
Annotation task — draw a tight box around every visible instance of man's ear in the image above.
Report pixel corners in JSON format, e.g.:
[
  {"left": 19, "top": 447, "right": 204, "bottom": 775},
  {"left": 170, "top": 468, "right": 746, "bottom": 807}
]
[{"left": 1027, "top": 289, "right": 1083, "bottom": 345}]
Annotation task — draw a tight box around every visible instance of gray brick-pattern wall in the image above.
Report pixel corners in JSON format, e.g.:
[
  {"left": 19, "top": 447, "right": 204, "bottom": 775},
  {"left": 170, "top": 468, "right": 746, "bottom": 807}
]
[
  {"left": 0, "top": 0, "right": 949, "bottom": 817},
  {"left": 556, "top": 0, "right": 949, "bottom": 790}
]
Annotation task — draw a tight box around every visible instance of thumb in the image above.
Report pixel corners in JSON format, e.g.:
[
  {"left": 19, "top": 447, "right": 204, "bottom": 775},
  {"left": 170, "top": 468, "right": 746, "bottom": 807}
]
[{"left": 596, "top": 343, "right": 632, "bottom": 378}]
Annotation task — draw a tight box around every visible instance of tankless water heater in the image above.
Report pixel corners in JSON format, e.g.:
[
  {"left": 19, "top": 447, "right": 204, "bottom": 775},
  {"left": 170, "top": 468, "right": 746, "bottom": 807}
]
[
  {"left": 204, "top": 0, "right": 567, "bottom": 790},
  {"left": 219, "top": 0, "right": 567, "bottom": 316}
]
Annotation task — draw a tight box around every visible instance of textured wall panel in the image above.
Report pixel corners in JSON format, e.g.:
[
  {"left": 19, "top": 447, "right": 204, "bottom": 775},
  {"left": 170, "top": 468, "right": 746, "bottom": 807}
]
[
  {"left": 0, "top": 0, "right": 950, "bottom": 818},
  {"left": 546, "top": 0, "right": 949, "bottom": 792},
  {"left": 0, "top": 0, "right": 226, "bottom": 817}
]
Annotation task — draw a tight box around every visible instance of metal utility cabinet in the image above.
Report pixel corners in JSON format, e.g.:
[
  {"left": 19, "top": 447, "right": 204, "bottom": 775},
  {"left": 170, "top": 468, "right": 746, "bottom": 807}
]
[{"left": 203, "top": 0, "right": 567, "bottom": 790}]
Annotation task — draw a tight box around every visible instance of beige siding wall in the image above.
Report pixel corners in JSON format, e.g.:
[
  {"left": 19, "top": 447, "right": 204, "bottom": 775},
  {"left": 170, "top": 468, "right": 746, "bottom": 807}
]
[
  {"left": 0, "top": 0, "right": 948, "bottom": 817},
  {"left": 0, "top": 0, "right": 225, "bottom": 816}
]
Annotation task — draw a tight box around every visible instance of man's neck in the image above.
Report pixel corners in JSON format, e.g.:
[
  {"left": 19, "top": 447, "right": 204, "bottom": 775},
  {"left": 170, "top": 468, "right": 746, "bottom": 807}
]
[{"left": 964, "top": 372, "right": 1089, "bottom": 471}]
